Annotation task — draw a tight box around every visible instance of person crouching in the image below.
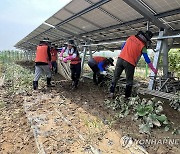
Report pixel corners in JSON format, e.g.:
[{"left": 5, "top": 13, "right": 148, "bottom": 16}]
[{"left": 88, "top": 56, "right": 114, "bottom": 85}]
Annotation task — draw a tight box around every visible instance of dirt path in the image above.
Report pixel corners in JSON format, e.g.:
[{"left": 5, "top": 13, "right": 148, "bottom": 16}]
[
  {"left": 0, "top": 87, "right": 37, "bottom": 154},
  {"left": 22, "top": 78, "right": 147, "bottom": 153}
]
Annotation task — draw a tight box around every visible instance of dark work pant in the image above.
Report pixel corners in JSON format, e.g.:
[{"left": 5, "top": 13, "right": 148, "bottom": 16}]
[
  {"left": 88, "top": 59, "right": 101, "bottom": 84},
  {"left": 110, "top": 57, "right": 135, "bottom": 93},
  {"left": 70, "top": 63, "right": 81, "bottom": 87},
  {"left": 51, "top": 61, "right": 57, "bottom": 73}
]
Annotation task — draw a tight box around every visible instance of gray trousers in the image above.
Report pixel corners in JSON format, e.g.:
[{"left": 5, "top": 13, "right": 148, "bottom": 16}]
[
  {"left": 34, "top": 65, "right": 51, "bottom": 81},
  {"left": 110, "top": 58, "right": 135, "bottom": 93}
]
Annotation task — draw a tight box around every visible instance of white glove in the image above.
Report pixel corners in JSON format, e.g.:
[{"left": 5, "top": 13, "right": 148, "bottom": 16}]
[
  {"left": 100, "top": 71, "right": 107, "bottom": 75},
  {"left": 59, "top": 57, "right": 63, "bottom": 61}
]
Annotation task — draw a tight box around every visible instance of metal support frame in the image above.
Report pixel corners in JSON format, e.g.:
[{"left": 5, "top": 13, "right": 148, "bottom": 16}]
[
  {"left": 56, "top": 0, "right": 110, "bottom": 27},
  {"left": 122, "top": 0, "right": 169, "bottom": 31},
  {"left": 162, "top": 39, "right": 169, "bottom": 78},
  {"left": 29, "top": 51, "right": 33, "bottom": 61},
  {"left": 88, "top": 46, "right": 92, "bottom": 59},
  {"left": 25, "top": 51, "right": 28, "bottom": 61},
  {"left": 55, "top": 26, "right": 113, "bottom": 51},
  {"left": 64, "top": 8, "right": 101, "bottom": 29},
  {"left": 16, "top": 0, "right": 110, "bottom": 49},
  {"left": 91, "top": 34, "right": 180, "bottom": 46},
  {"left": 52, "top": 16, "right": 87, "bottom": 33},
  {"left": 147, "top": 21, "right": 150, "bottom": 30},
  {"left": 80, "top": 9, "right": 179, "bottom": 38},
  {"left": 15, "top": 2, "right": 179, "bottom": 50},
  {"left": 148, "top": 30, "right": 165, "bottom": 90},
  {"left": 81, "top": 43, "right": 88, "bottom": 77},
  {"left": 153, "top": 34, "right": 180, "bottom": 40}
]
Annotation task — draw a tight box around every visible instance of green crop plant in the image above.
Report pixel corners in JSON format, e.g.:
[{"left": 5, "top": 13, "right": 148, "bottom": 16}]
[
  {"left": 168, "top": 49, "right": 180, "bottom": 77},
  {"left": 104, "top": 96, "right": 171, "bottom": 135},
  {"left": 169, "top": 92, "right": 180, "bottom": 112}
]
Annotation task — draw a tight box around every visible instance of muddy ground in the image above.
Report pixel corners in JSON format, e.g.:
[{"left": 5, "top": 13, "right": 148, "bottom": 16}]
[{"left": 0, "top": 61, "right": 179, "bottom": 154}]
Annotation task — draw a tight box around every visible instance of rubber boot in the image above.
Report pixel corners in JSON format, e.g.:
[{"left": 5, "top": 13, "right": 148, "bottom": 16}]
[
  {"left": 75, "top": 80, "right": 79, "bottom": 88},
  {"left": 97, "top": 74, "right": 104, "bottom": 85},
  {"left": 125, "top": 85, "right": 133, "bottom": 98},
  {"left": 109, "top": 82, "right": 116, "bottom": 98},
  {"left": 33, "top": 81, "right": 38, "bottom": 90},
  {"left": 93, "top": 73, "right": 98, "bottom": 85},
  {"left": 47, "top": 78, "right": 55, "bottom": 87},
  {"left": 71, "top": 81, "right": 76, "bottom": 90}
]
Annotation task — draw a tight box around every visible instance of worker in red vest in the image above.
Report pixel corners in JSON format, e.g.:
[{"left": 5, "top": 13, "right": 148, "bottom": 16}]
[
  {"left": 88, "top": 56, "right": 114, "bottom": 85},
  {"left": 59, "top": 40, "right": 81, "bottom": 89},
  {"left": 109, "top": 31, "right": 157, "bottom": 98},
  {"left": 50, "top": 44, "right": 58, "bottom": 73},
  {"left": 33, "top": 38, "right": 54, "bottom": 90}
]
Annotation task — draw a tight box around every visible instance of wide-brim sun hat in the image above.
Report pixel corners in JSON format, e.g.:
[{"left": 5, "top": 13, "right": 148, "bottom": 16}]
[
  {"left": 43, "top": 38, "right": 50, "bottom": 42},
  {"left": 144, "top": 31, "right": 153, "bottom": 41},
  {"left": 68, "top": 40, "right": 75, "bottom": 46}
]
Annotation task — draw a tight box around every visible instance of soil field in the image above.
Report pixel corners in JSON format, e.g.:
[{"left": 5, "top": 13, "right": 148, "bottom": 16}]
[{"left": 0, "top": 61, "right": 179, "bottom": 154}]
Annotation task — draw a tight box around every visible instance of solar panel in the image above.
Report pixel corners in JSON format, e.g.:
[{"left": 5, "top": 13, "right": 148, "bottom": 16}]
[
  {"left": 15, "top": 0, "right": 180, "bottom": 51},
  {"left": 101, "top": 0, "right": 143, "bottom": 22},
  {"left": 66, "top": 0, "right": 91, "bottom": 13},
  {"left": 81, "top": 9, "right": 120, "bottom": 28},
  {"left": 68, "top": 18, "right": 98, "bottom": 31},
  {"left": 45, "top": 17, "right": 60, "bottom": 26},
  {"left": 143, "top": 0, "right": 180, "bottom": 14}
]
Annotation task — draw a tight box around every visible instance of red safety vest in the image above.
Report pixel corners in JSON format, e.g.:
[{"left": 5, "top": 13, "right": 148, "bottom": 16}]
[
  {"left": 65, "top": 47, "right": 81, "bottom": 65},
  {"left": 35, "top": 45, "right": 49, "bottom": 63},
  {"left": 119, "top": 35, "right": 145, "bottom": 66},
  {"left": 70, "top": 55, "right": 81, "bottom": 65},
  {"left": 51, "top": 49, "right": 57, "bottom": 62},
  {"left": 93, "top": 56, "right": 106, "bottom": 63}
]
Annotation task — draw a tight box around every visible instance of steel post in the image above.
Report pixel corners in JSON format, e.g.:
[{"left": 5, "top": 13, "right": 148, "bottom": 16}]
[
  {"left": 148, "top": 30, "right": 165, "bottom": 90},
  {"left": 81, "top": 44, "right": 88, "bottom": 77}
]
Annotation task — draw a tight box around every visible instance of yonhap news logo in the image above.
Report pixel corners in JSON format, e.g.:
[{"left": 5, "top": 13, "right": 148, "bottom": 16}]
[
  {"left": 120, "top": 136, "right": 180, "bottom": 147},
  {"left": 134, "top": 138, "right": 180, "bottom": 145}
]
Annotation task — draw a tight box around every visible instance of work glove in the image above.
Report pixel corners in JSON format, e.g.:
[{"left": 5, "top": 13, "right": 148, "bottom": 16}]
[
  {"left": 100, "top": 71, "right": 107, "bottom": 76},
  {"left": 63, "top": 58, "right": 68, "bottom": 63},
  {"left": 59, "top": 57, "right": 63, "bottom": 61},
  {"left": 148, "top": 63, "right": 158, "bottom": 74}
]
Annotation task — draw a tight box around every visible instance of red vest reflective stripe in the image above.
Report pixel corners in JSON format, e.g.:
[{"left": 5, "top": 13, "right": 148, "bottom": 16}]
[
  {"left": 119, "top": 35, "right": 145, "bottom": 66},
  {"left": 35, "top": 45, "right": 49, "bottom": 63},
  {"left": 93, "top": 56, "right": 106, "bottom": 63},
  {"left": 70, "top": 54, "right": 81, "bottom": 65},
  {"left": 51, "top": 49, "right": 57, "bottom": 62}
]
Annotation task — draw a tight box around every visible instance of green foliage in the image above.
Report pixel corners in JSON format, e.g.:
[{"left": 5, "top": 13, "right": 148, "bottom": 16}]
[
  {"left": 0, "top": 50, "right": 26, "bottom": 63},
  {"left": 2, "top": 62, "right": 34, "bottom": 94},
  {"left": 0, "top": 50, "right": 34, "bottom": 94},
  {"left": 169, "top": 93, "right": 180, "bottom": 112},
  {"left": 172, "top": 127, "right": 180, "bottom": 135},
  {"left": 136, "top": 49, "right": 180, "bottom": 77},
  {"left": 168, "top": 49, "right": 180, "bottom": 77},
  {"left": 104, "top": 96, "right": 170, "bottom": 134},
  {"left": 134, "top": 99, "right": 169, "bottom": 134},
  {"left": 104, "top": 95, "right": 138, "bottom": 118}
]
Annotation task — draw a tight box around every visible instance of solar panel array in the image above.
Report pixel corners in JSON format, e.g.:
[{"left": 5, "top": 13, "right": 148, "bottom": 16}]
[{"left": 15, "top": 0, "right": 180, "bottom": 51}]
